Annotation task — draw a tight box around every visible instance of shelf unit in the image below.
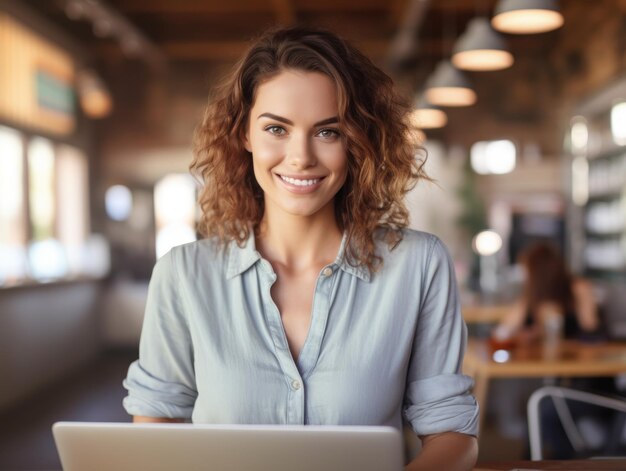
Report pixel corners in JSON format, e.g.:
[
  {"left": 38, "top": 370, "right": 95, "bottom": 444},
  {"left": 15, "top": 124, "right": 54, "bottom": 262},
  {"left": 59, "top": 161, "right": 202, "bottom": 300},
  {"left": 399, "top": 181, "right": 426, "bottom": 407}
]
[
  {"left": 567, "top": 79, "right": 626, "bottom": 279},
  {"left": 584, "top": 147, "right": 626, "bottom": 275}
]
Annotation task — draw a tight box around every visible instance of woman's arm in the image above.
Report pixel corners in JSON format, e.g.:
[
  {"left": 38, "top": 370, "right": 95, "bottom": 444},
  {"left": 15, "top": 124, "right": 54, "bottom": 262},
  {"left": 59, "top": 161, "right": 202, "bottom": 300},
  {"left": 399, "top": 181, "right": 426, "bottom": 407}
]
[
  {"left": 133, "top": 416, "right": 184, "bottom": 423},
  {"left": 406, "top": 432, "right": 477, "bottom": 471},
  {"left": 493, "top": 299, "right": 526, "bottom": 338},
  {"left": 123, "top": 250, "right": 198, "bottom": 421},
  {"left": 402, "top": 239, "right": 479, "bottom": 468},
  {"left": 572, "top": 278, "right": 599, "bottom": 332}
]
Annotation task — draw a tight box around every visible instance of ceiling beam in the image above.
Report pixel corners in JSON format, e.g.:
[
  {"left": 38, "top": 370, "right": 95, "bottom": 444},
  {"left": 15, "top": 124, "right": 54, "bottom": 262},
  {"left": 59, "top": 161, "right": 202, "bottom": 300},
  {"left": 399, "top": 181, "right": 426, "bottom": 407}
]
[
  {"left": 115, "top": 0, "right": 398, "bottom": 14},
  {"left": 161, "top": 41, "right": 250, "bottom": 61},
  {"left": 270, "top": 0, "right": 296, "bottom": 25},
  {"left": 388, "top": 0, "right": 410, "bottom": 28},
  {"left": 155, "top": 38, "right": 458, "bottom": 61},
  {"left": 159, "top": 40, "right": 392, "bottom": 61}
]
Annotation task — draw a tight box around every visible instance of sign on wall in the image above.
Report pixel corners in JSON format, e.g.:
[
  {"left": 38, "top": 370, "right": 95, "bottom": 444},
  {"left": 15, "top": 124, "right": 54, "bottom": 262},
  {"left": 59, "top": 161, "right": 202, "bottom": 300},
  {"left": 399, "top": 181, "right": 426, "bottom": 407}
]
[{"left": 0, "top": 13, "right": 76, "bottom": 135}]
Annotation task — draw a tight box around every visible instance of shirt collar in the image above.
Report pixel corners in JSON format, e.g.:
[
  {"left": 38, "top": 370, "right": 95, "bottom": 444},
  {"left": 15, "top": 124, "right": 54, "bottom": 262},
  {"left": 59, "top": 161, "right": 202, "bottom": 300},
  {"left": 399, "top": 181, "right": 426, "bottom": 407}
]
[
  {"left": 225, "top": 230, "right": 371, "bottom": 282},
  {"left": 225, "top": 232, "right": 262, "bottom": 280},
  {"left": 333, "top": 231, "right": 371, "bottom": 282}
]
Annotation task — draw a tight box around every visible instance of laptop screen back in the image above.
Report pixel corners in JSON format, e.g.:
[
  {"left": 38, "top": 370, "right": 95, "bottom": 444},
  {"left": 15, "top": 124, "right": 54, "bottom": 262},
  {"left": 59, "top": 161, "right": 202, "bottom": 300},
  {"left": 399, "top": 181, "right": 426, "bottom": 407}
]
[{"left": 52, "top": 422, "right": 404, "bottom": 471}]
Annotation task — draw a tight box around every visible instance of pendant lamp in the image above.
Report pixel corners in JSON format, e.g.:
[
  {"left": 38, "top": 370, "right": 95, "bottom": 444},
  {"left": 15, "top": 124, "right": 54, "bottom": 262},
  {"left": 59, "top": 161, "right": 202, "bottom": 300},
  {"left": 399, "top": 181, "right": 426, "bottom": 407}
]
[
  {"left": 411, "top": 96, "right": 448, "bottom": 129},
  {"left": 424, "top": 60, "right": 477, "bottom": 107},
  {"left": 452, "top": 17, "right": 514, "bottom": 71},
  {"left": 77, "top": 69, "right": 113, "bottom": 118},
  {"left": 492, "top": 0, "right": 564, "bottom": 34}
]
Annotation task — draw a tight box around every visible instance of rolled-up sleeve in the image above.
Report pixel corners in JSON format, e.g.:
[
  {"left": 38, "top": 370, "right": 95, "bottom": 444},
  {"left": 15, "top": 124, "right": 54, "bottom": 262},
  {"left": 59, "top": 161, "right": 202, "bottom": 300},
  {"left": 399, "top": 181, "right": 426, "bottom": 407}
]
[
  {"left": 403, "top": 238, "right": 479, "bottom": 437},
  {"left": 123, "top": 249, "right": 197, "bottom": 419}
]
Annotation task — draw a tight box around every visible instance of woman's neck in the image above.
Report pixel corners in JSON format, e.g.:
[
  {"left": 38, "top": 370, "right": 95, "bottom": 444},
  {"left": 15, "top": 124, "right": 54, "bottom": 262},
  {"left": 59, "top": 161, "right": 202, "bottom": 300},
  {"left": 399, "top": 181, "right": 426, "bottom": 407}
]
[{"left": 256, "top": 208, "right": 343, "bottom": 272}]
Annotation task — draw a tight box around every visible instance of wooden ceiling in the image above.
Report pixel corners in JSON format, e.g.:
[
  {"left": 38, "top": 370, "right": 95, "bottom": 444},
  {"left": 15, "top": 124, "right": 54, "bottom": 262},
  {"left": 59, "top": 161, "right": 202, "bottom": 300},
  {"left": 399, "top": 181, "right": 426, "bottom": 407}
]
[
  {"left": 19, "top": 0, "right": 626, "bottom": 153},
  {"left": 24, "top": 1, "right": 621, "bottom": 87},
  {"left": 24, "top": 0, "right": 510, "bottom": 67}
]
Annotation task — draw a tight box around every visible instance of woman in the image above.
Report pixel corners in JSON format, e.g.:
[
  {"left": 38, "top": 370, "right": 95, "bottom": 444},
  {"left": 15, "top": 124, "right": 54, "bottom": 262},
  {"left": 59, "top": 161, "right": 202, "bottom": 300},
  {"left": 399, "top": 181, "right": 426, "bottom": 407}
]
[
  {"left": 492, "top": 243, "right": 610, "bottom": 458},
  {"left": 494, "top": 242, "right": 599, "bottom": 344},
  {"left": 123, "top": 26, "right": 478, "bottom": 470}
]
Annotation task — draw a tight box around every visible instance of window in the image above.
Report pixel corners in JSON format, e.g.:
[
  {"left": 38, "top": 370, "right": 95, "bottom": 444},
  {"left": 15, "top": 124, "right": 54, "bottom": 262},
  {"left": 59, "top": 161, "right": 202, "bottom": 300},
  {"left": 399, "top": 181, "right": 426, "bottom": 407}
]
[
  {"left": 27, "top": 137, "right": 56, "bottom": 241},
  {"left": 0, "top": 125, "right": 101, "bottom": 286},
  {"left": 471, "top": 140, "right": 516, "bottom": 175},
  {"left": 0, "top": 125, "right": 27, "bottom": 285},
  {"left": 57, "top": 144, "right": 90, "bottom": 276},
  {"left": 154, "top": 174, "right": 197, "bottom": 258},
  {"left": 611, "top": 102, "right": 626, "bottom": 146}
]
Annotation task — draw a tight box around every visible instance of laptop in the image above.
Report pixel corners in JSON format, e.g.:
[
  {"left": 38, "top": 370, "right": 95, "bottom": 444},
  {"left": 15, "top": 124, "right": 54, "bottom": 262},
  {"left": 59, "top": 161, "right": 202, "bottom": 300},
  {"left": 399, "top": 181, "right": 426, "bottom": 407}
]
[{"left": 52, "top": 422, "right": 404, "bottom": 471}]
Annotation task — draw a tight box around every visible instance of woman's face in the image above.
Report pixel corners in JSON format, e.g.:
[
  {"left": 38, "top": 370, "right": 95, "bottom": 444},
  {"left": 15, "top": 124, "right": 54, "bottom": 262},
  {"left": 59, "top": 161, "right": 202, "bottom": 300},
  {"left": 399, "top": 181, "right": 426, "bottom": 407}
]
[{"left": 244, "top": 69, "right": 348, "bottom": 220}]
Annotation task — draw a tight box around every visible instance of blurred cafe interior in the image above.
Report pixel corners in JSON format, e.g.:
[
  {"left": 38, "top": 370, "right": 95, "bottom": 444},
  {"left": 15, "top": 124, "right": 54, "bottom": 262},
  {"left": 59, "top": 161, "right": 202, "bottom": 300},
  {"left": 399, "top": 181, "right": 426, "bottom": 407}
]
[{"left": 1, "top": 0, "right": 626, "bottom": 468}]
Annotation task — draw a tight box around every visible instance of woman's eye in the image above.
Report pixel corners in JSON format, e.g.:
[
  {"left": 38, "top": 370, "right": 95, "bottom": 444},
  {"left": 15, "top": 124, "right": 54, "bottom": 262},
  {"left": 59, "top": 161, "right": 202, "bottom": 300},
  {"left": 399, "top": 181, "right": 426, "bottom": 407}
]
[
  {"left": 265, "top": 126, "right": 286, "bottom": 136},
  {"left": 318, "top": 128, "right": 340, "bottom": 139}
]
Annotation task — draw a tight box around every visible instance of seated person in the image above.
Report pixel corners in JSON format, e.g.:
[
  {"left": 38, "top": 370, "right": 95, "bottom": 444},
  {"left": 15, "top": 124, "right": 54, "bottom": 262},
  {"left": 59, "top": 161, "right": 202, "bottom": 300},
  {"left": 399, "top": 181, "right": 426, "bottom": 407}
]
[
  {"left": 493, "top": 242, "right": 621, "bottom": 458},
  {"left": 493, "top": 242, "right": 600, "bottom": 344}
]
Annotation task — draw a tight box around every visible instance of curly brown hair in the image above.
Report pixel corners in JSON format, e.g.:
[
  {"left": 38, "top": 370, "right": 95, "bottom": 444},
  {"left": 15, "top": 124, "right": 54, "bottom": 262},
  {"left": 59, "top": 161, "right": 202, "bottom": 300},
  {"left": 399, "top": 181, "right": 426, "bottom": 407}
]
[{"left": 190, "top": 25, "right": 428, "bottom": 273}]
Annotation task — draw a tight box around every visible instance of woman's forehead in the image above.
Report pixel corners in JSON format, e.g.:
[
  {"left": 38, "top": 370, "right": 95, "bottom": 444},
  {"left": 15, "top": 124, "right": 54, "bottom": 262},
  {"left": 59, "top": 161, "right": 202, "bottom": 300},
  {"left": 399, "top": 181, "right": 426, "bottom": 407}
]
[{"left": 251, "top": 69, "right": 339, "bottom": 117}]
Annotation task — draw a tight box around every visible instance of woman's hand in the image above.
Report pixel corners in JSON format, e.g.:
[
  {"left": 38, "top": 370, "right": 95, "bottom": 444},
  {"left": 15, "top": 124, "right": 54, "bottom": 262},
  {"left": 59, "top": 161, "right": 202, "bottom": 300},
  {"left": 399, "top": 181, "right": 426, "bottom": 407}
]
[
  {"left": 133, "top": 416, "right": 184, "bottom": 423},
  {"left": 405, "top": 432, "right": 477, "bottom": 471}
]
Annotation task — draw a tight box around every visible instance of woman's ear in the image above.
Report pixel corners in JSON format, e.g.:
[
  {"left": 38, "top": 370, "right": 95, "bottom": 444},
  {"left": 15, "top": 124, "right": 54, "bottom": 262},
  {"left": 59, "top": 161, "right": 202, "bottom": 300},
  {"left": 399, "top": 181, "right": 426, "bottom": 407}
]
[{"left": 243, "top": 129, "right": 252, "bottom": 153}]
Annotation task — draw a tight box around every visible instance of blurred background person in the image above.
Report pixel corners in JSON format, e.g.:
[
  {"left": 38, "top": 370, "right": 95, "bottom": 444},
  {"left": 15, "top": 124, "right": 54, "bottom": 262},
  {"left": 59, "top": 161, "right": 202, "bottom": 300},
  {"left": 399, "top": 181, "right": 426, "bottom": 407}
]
[
  {"left": 492, "top": 242, "right": 624, "bottom": 459},
  {"left": 493, "top": 242, "right": 600, "bottom": 345}
]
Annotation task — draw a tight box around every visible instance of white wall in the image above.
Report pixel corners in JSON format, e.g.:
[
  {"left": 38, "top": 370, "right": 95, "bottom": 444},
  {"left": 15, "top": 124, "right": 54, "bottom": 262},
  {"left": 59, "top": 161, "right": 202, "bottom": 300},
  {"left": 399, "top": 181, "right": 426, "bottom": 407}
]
[
  {"left": 406, "top": 141, "right": 466, "bottom": 254},
  {"left": 0, "top": 281, "right": 102, "bottom": 412}
]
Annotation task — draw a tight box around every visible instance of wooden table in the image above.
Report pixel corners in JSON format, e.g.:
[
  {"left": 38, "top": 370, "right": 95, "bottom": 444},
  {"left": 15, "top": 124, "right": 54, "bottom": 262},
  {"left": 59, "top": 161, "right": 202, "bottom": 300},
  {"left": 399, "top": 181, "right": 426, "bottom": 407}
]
[
  {"left": 462, "top": 304, "right": 512, "bottom": 324},
  {"left": 463, "top": 338, "right": 626, "bottom": 430},
  {"left": 475, "top": 459, "right": 626, "bottom": 470}
]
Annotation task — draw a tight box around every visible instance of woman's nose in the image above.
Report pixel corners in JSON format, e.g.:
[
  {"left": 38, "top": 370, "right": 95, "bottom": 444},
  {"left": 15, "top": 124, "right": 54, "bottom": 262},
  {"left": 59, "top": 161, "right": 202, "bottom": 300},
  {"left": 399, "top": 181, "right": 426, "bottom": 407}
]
[{"left": 286, "top": 134, "right": 316, "bottom": 169}]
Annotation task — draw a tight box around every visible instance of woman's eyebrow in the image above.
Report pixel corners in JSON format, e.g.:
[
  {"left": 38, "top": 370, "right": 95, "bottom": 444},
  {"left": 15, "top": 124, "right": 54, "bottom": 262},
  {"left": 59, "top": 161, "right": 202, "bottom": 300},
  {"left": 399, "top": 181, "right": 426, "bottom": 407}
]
[
  {"left": 314, "top": 117, "right": 340, "bottom": 126},
  {"left": 257, "top": 113, "right": 339, "bottom": 126},
  {"left": 257, "top": 113, "right": 293, "bottom": 125}
]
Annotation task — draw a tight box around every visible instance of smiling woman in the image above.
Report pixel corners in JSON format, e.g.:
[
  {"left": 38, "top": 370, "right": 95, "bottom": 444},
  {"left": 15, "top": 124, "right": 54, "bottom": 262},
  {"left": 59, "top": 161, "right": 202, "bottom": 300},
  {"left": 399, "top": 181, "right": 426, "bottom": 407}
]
[
  {"left": 244, "top": 70, "right": 348, "bottom": 221},
  {"left": 123, "top": 26, "right": 478, "bottom": 471},
  {"left": 190, "top": 26, "right": 428, "bottom": 272}
]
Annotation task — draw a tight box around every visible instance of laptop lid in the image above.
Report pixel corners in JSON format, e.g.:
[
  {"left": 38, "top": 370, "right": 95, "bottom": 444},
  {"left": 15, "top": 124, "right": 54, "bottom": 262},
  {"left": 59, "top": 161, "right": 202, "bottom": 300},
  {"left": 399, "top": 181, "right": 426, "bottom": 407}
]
[{"left": 52, "top": 422, "right": 404, "bottom": 471}]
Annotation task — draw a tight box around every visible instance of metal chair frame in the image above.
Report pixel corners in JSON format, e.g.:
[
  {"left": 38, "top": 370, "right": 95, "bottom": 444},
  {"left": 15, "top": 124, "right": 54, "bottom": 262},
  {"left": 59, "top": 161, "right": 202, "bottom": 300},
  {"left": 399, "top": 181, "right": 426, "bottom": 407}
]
[{"left": 527, "top": 385, "right": 626, "bottom": 460}]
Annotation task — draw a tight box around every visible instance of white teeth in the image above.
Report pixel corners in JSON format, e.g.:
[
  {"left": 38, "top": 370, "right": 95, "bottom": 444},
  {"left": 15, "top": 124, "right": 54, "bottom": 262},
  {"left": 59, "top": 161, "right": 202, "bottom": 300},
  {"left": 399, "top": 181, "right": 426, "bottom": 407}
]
[{"left": 280, "top": 175, "right": 321, "bottom": 186}]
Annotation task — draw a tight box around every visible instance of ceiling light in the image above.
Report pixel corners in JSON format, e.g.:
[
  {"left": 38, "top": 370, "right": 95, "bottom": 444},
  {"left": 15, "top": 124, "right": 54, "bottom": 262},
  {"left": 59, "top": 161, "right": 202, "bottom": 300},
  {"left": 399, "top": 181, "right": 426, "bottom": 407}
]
[
  {"left": 77, "top": 70, "right": 113, "bottom": 118},
  {"left": 492, "top": 0, "right": 564, "bottom": 34},
  {"left": 452, "top": 17, "right": 514, "bottom": 71},
  {"left": 410, "top": 96, "right": 448, "bottom": 129},
  {"left": 424, "top": 61, "right": 477, "bottom": 107}
]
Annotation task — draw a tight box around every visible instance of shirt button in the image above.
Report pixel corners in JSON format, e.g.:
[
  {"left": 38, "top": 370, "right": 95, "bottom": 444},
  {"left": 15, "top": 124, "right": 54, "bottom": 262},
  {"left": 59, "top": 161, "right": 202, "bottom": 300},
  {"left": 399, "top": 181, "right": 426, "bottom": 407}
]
[
  {"left": 291, "top": 379, "right": 302, "bottom": 390},
  {"left": 322, "top": 267, "right": 333, "bottom": 277}
]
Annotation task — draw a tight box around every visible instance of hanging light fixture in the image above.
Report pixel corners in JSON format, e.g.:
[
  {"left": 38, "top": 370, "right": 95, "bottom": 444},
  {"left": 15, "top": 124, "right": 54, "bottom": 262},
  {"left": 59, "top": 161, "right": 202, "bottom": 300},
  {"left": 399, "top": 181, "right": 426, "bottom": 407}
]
[
  {"left": 452, "top": 17, "right": 514, "bottom": 71},
  {"left": 492, "top": 0, "right": 564, "bottom": 34},
  {"left": 410, "top": 96, "right": 448, "bottom": 129},
  {"left": 424, "top": 60, "right": 477, "bottom": 107},
  {"left": 77, "top": 69, "right": 113, "bottom": 118}
]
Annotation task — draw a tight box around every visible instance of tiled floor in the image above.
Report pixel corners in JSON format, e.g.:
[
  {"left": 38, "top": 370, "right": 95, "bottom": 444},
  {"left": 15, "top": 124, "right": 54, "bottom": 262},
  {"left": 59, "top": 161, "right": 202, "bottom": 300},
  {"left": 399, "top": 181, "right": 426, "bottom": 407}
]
[{"left": 0, "top": 350, "right": 525, "bottom": 470}]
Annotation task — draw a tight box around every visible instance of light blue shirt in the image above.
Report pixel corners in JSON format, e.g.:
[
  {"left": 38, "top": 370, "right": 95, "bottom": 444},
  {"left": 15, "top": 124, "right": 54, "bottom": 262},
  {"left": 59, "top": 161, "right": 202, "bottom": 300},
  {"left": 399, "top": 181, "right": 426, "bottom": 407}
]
[{"left": 123, "top": 229, "right": 478, "bottom": 437}]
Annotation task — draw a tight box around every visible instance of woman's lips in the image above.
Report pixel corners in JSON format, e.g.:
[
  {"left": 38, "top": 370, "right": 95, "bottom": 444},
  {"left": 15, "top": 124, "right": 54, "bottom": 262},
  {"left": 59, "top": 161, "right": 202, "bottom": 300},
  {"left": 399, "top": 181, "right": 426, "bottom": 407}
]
[{"left": 276, "top": 174, "right": 325, "bottom": 193}]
